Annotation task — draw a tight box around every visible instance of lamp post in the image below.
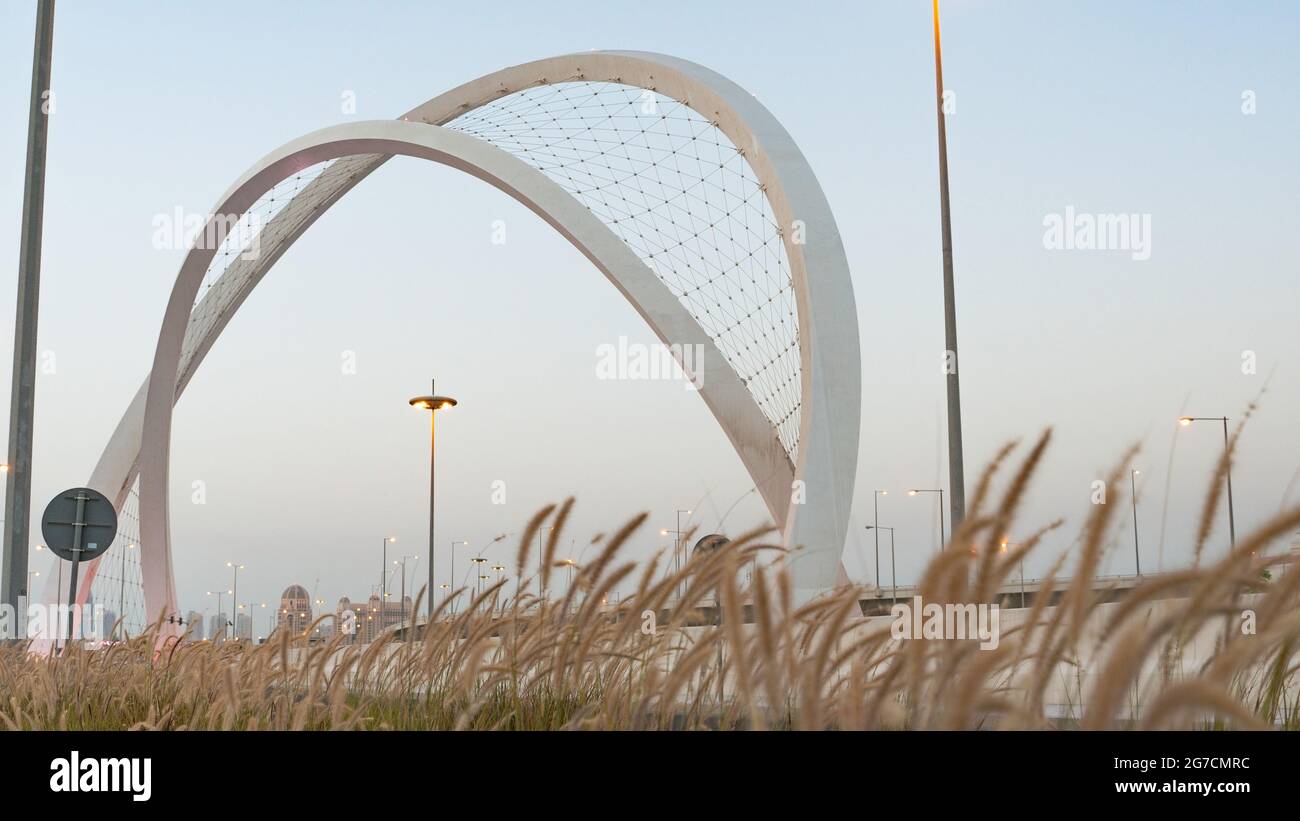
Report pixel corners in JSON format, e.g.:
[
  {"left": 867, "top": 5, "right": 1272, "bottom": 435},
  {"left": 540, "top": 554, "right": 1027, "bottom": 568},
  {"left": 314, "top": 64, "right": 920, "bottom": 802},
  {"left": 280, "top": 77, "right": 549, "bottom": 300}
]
[
  {"left": 470, "top": 556, "right": 487, "bottom": 600},
  {"left": 24, "top": 569, "right": 37, "bottom": 638},
  {"left": 226, "top": 561, "right": 245, "bottom": 642},
  {"left": 660, "top": 508, "right": 692, "bottom": 601},
  {"left": 35, "top": 543, "right": 56, "bottom": 619},
  {"left": 1179, "top": 417, "right": 1236, "bottom": 548},
  {"left": 396, "top": 554, "right": 418, "bottom": 625},
  {"left": 864, "top": 526, "right": 897, "bottom": 605},
  {"left": 1, "top": 0, "right": 57, "bottom": 620},
  {"left": 908, "top": 488, "right": 947, "bottom": 551},
  {"left": 999, "top": 539, "right": 1027, "bottom": 609},
  {"left": 117, "top": 542, "right": 134, "bottom": 640},
  {"left": 872, "top": 490, "right": 888, "bottom": 588},
  {"left": 1129, "top": 469, "right": 1142, "bottom": 575},
  {"left": 931, "top": 0, "right": 967, "bottom": 535},
  {"left": 409, "top": 382, "right": 457, "bottom": 621},
  {"left": 449, "top": 539, "right": 469, "bottom": 612},
  {"left": 380, "top": 535, "right": 396, "bottom": 605},
  {"left": 490, "top": 564, "right": 507, "bottom": 610},
  {"left": 240, "top": 601, "right": 265, "bottom": 642}
]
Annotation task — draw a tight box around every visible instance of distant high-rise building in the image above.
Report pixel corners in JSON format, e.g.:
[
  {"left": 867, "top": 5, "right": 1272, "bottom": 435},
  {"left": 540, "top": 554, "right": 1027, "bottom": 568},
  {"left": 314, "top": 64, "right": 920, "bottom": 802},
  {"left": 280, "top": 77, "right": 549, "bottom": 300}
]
[
  {"left": 235, "top": 612, "right": 253, "bottom": 641},
  {"left": 186, "top": 610, "right": 204, "bottom": 641},
  {"left": 335, "top": 593, "right": 412, "bottom": 644},
  {"left": 209, "top": 612, "right": 230, "bottom": 641}
]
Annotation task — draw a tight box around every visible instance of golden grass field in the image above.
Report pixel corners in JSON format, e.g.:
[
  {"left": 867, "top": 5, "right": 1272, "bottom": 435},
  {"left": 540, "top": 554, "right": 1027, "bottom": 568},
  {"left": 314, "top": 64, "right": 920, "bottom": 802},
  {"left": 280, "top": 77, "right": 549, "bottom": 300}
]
[{"left": 3, "top": 429, "right": 1298, "bottom": 730}]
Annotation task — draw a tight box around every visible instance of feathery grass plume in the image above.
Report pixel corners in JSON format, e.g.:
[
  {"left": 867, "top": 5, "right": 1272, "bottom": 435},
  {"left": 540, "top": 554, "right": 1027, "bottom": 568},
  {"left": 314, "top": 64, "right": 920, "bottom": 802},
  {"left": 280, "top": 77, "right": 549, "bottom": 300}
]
[
  {"left": 4, "top": 440, "right": 1300, "bottom": 730},
  {"left": 515, "top": 503, "right": 558, "bottom": 579}
]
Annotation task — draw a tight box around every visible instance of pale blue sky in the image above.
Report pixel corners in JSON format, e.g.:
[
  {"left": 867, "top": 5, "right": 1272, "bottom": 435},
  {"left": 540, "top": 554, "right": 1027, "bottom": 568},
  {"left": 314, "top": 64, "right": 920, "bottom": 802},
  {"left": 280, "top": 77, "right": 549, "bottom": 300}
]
[{"left": 1, "top": 1, "right": 1297, "bottom": 620}]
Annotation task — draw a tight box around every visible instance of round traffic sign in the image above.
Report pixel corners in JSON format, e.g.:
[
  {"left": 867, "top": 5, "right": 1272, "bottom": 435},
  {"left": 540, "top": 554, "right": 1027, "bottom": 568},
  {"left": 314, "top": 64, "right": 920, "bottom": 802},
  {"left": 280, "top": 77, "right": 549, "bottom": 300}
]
[{"left": 40, "top": 487, "right": 118, "bottom": 562}]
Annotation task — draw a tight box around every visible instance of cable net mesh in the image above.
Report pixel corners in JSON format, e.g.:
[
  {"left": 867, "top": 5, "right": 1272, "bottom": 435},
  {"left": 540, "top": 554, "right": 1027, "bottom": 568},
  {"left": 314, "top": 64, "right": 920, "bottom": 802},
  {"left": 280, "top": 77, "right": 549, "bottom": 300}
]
[
  {"left": 447, "top": 82, "right": 801, "bottom": 462},
  {"left": 88, "top": 479, "right": 147, "bottom": 638},
  {"left": 182, "top": 157, "right": 384, "bottom": 389},
  {"left": 176, "top": 84, "right": 801, "bottom": 459}
]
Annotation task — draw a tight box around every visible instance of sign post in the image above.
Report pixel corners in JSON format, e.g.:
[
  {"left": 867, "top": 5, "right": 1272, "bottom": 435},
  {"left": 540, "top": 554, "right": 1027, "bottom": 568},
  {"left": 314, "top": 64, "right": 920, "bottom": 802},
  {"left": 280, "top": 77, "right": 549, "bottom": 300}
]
[{"left": 40, "top": 487, "right": 115, "bottom": 651}]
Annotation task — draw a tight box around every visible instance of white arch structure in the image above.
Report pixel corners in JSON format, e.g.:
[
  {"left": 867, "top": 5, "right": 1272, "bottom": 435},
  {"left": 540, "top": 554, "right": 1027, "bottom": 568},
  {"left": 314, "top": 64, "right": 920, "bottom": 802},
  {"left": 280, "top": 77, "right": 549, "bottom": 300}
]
[{"left": 52, "top": 52, "right": 860, "bottom": 642}]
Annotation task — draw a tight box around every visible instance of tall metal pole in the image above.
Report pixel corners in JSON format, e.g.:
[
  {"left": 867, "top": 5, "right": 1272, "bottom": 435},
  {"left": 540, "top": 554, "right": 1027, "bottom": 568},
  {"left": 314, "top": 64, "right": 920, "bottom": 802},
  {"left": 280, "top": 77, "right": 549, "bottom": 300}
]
[
  {"left": 1182, "top": 416, "right": 1237, "bottom": 550},
  {"left": 1019, "top": 560, "right": 1025, "bottom": 609},
  {"left": 434, "top": 394, "right": 444, "bottom": 618},
  {"left": 677, "top": 509, "right": 686, "bottom": 601},
  {"left": 1, "top": 0, "right": 57, "bottom": 618},
  {"left": 224, "top": 563, "right": 240, "bottom": 641},
  {"left": 889, "top": 528, "right": 896, "bottom": 606},
  {"left": 118, "top": 545, "right": 126, "bottom": 639},
  {"left": 1221, "top": 417, "right": 1236, "bottom": 548},
  {"left": 932, "top": 0, "right": 967, "bottom": 534},
  {"left": 873, "top": 491, "right": 881, "bottom": 587}
]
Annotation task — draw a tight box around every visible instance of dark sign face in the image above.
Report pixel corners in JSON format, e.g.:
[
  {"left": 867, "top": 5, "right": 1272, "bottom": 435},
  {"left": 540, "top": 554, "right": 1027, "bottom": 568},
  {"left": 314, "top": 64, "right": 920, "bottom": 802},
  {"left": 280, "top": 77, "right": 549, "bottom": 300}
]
[{"left": 40, "top": 487, "right": 117, "bottom": 562}]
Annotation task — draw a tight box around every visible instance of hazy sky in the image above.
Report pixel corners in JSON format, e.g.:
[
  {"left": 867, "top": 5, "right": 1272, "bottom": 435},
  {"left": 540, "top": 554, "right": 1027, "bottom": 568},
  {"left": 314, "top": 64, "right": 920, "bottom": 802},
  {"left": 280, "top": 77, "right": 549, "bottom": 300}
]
[{"left": 1, "top": 1, "right": 1297, "bottom": 622}]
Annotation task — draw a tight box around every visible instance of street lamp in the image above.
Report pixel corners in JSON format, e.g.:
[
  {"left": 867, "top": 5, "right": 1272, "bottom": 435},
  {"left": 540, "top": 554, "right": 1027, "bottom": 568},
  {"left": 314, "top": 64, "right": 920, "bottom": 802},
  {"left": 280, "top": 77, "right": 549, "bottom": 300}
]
[
  {"left": 380, "top": 536, "right": 396, "bottom": 603},
  {"left": 24, "top": 569, "right": 38, "bottom": 637},
  {"left": 240, "top": 601, "right": 266, "bottom": 642},
  {"left": 1179, "top": 416, "right": 1236, "bottom": 548},
  {"left": 395, "top": 554, "right": 418, "bottom": 625},
  {"left": 907, "top": 488, "right": 947, "bottom": 551},
  {"left": 660, "top": 508, "right": 692, "bottom": 600},
  {"left": 1129, "top": 469, "right": 1142, "bottom": 575},
  {"left": 931, "top": 0, "right": 967, "bottom": 534},
  {"left": 872, "top": 490, "right": 888, "bottom": 588},
  {"left": 409, "top": 380, "right": 457, "bottom": 621},
  {"left": 864, "top": 526, "right": 897, "bottom": 605},
  {"left": 34, "top": 542, "right": 55, "bottom": 605},
  {"left": 225, "top": 561, "right": 245, "bottom": 641},
  {"left": 489, "top": 564, "right": 507, "bottom": 614},
  {"left": 1000, "top": 539, "right": 1027, "bottom": 609},
  {"left": 559, "top": 558, "right": 578, "bottom": 592},
  {"left": 241, "top": 602, "right": 257, "bottom": 642},
  {"left": 449, "top": 539, "right": 469, "bottom": 612},
  {"left": 114, "top": 542, "right": 135, "bottom": 640},
  {"left": 470, "top": 556, "right": 488, "bottom": 599}
]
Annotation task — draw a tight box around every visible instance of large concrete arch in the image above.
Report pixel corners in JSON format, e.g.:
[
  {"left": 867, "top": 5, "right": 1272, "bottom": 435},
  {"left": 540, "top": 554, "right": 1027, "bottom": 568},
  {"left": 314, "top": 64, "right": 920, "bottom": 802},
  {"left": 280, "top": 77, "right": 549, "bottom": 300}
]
[{"left": 53, "top": 52, "right": 860, "bottom": 641}]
